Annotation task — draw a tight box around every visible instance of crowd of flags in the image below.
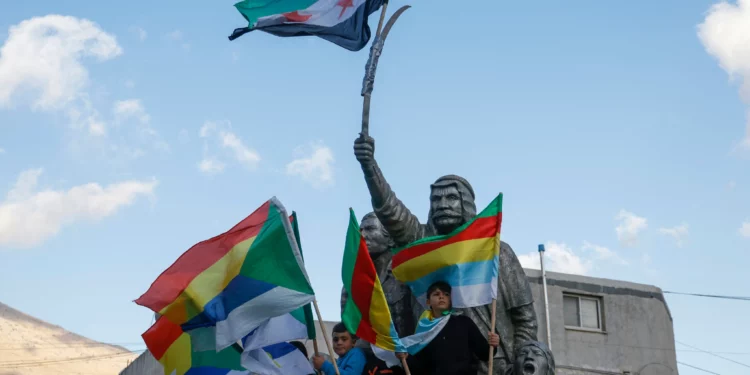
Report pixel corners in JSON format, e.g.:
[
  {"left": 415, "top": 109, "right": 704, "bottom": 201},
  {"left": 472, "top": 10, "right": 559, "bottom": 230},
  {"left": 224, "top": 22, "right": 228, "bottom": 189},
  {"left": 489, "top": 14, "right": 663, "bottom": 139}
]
[{"left": 135, "top": 193, "right": 503, "bottom": 375}]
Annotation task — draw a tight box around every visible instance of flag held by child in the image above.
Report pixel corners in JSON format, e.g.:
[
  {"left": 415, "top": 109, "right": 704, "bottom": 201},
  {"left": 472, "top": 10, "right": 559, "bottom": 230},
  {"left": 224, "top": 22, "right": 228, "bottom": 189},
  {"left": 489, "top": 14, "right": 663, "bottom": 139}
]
[
  {"left": 391, "top": 193, "right": 503, "bottom": 308},
  {"left": 229, "top": 0, "right": 385, "bottom": 51},
  {"left": 341, "top": 208, "right": 405, "bottom": 352}
]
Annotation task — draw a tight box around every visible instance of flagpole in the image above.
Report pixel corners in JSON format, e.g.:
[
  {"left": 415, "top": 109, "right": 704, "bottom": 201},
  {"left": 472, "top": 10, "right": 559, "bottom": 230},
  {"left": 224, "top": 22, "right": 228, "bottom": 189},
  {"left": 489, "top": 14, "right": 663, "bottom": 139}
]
[
  {"left": 313, "top": 299, "right": 341, "bottom": 375},
  {"left": 401, "top": 357, "right": 412, "bottom": 375},
  {"left": 487, "top": 224, "right": 502, "bottom": 375}
]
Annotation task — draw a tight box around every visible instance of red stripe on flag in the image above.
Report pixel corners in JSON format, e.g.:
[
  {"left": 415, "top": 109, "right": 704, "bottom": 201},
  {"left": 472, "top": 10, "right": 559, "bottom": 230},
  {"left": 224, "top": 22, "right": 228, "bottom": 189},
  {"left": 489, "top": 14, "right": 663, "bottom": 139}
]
[
  {"left": 134, "top": 201, "right": 271, "bottom": 312},
  {"left": 392, "top": 214, "right": 501, "bottom": 269},
  {"left": 142, "top": 317, "right": 184, "bottom": 361},
  {"left": 350, "top": 236, "right": 378, "bottom": 344}
]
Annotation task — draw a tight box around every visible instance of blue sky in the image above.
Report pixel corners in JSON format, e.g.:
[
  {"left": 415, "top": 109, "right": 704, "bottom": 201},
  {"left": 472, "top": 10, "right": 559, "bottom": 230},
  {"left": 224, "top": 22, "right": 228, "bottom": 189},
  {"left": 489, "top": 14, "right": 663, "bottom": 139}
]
[{"left": 1, "top": 0, "right": 749, "bottom": 374}]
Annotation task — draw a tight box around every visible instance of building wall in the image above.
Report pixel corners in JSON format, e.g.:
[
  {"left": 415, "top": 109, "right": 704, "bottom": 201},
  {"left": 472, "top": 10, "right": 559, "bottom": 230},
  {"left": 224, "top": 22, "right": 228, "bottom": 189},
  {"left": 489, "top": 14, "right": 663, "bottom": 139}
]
[{"left": 524, "top": 269, "right": 678, "bottom": 375}]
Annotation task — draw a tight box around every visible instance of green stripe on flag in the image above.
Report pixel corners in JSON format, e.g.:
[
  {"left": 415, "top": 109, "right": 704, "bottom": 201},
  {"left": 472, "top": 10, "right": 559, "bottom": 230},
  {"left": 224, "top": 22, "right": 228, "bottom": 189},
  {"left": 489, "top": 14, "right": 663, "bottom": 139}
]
[
  {"left": 239, "top": 201, "right": 314, "bottom": 295},
  {"left": 234, "top": 0, "right": 318, "bottom": 27},
  {"left": 341, "top": 209, "right": 364, "bottom": 332},
  {"left": 291, "top": 211, "right": 316, "bottom": 340}
]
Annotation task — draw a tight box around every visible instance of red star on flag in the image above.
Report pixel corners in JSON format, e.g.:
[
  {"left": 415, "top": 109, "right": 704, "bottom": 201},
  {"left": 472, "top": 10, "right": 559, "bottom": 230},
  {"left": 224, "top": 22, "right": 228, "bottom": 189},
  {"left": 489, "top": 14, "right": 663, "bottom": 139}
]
[
  {"left": 283, "top": 11, "right": 311, "bottom": 22},
  {"left": 337, "top": 0, "right": 354, "bottom": 19}
]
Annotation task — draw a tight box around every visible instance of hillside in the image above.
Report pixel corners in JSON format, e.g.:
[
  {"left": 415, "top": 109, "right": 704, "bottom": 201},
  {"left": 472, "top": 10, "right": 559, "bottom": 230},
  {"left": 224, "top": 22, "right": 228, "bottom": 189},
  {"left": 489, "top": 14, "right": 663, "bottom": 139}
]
[{"left": 0, "top": 302, "right": 137, "bottom": 375}]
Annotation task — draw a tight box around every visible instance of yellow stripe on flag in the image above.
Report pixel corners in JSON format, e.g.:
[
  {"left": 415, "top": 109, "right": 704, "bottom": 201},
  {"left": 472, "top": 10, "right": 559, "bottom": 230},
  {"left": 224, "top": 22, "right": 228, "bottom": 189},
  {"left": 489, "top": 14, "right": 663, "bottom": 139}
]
[
  {"left": 392, "top": 237, "right": 497, "bottom": 283},
  {"left": 159, "top": 332, "right": 191, "bottom": 375},
  {"left": 370, "top": 274, "right": 396, "bottom": 351},
  {"left": 159, "top": 236, "right": 257, "bottom": 322}
]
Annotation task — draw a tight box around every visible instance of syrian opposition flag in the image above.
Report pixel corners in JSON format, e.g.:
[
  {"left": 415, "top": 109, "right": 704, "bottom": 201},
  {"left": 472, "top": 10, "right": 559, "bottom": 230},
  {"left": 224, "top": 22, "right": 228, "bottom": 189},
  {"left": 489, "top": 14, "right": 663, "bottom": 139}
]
[{"left": 229, "top": 0, "right": 385, "bottom": 51}]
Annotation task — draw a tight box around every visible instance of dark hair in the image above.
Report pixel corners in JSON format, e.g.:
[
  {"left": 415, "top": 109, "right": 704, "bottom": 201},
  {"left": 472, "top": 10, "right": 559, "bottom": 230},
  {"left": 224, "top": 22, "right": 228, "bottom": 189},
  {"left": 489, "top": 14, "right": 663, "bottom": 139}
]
[
  {"left": 289, "top": 341, "right": 308, "bottom": 358},
  {"left": 427, "top": 281, "right": 452, "bottom": 297},
  {"left": 332, "top": 322, "right": 357, "bottom": 340}
]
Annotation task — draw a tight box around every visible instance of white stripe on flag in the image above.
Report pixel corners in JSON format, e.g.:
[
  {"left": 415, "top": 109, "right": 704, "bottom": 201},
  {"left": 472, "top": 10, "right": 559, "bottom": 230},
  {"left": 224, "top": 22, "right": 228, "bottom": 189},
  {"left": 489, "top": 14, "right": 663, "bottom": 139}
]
[
  {"left": 372, "top": 314, "right": 452, "bottom": 367},
  {"left": 243, "top": 313, "right": 308, "bottom": 352},
  {"left": 415, "top": 282, "right": 497, "bottom": 309},
  {"left": 216, "top": 286, "right": 314, "bottom": 350}
]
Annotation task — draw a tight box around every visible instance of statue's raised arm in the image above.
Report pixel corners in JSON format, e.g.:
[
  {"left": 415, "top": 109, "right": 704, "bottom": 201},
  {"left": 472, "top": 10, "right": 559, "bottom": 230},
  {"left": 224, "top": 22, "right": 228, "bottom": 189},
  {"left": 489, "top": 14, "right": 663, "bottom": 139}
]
[{"left": 354, "top": 135, "right": 423, "bottom": 246}]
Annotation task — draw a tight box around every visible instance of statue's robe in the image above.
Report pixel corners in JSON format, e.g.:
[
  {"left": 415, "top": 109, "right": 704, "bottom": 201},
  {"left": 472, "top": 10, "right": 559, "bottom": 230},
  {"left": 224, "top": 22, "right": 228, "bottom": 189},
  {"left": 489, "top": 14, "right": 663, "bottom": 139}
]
[{"left": 362, "top": 163, "right": 539, "bottom": 374}]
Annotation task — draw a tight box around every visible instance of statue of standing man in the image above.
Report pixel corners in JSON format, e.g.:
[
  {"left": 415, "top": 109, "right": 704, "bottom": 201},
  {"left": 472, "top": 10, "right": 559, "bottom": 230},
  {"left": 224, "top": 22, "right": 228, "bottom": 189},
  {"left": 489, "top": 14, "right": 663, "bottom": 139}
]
[{"left": 353, "top": 135, "right": 539, "bottom": 374}]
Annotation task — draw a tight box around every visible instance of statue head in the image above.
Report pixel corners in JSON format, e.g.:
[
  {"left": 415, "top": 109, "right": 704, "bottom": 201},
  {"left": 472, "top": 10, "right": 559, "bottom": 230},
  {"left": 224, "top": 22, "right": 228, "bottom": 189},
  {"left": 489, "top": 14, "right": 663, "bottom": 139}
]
[
  {"left": 427, "top": 175, "right": 477, "bottom": 235},
  {"left": 512, "top": 341, "right": 555, "bottom": 375},
  {"left": 361, "top": 212, "right": 394, "bottom": 257}
]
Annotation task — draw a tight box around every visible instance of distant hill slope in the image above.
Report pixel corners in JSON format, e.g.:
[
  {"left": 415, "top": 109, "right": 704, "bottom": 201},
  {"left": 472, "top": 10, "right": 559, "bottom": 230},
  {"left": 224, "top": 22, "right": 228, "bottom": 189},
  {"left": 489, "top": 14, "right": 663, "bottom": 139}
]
[{"left": 0, "top": 302, "right": 137, "bottom": 375}]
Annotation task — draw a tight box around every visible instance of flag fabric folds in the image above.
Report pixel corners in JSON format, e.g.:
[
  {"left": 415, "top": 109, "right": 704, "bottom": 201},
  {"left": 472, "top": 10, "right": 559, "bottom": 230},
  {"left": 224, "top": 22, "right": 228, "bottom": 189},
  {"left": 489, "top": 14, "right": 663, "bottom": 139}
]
[
  {"left": 229, "top": 0, "right": 385, "bottom": 51},
  {"left": 391, "top": 193, "right": 503, "bottom": 308},
  {"left": 142, "top": 317, "right": 249, "bottom": 375},
  {"left": 135, "top": 197, "right": 315, "bottom": 350},
  {"left": 242, "top": 342, "right": 315, "bottom": 375},
  {"left": 341, "top": 208, "right": 405, "bottom": 352},
  {"left": 372, "top": 310, "right": 453, "bottom": 366}
]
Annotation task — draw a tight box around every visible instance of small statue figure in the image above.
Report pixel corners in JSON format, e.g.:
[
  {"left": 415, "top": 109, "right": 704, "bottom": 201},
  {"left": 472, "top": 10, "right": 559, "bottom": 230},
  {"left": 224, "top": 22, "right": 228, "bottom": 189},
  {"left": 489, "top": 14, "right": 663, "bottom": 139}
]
[
  {"left": 340, "top": 212, "right": 416, "bottom": 338},
  {"left": 353, "top": 135, "right": 539, "bottom": 374},
  {"left": 507, "top": 341, "right": 555, "bottom": 375}
]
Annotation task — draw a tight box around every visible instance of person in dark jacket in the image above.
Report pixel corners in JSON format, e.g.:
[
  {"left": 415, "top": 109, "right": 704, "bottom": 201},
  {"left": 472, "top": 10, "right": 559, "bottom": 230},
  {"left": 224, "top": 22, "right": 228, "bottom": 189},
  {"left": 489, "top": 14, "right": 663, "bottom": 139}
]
[{"left": 398, "top": 281, "right": 499, "bottom": 375}]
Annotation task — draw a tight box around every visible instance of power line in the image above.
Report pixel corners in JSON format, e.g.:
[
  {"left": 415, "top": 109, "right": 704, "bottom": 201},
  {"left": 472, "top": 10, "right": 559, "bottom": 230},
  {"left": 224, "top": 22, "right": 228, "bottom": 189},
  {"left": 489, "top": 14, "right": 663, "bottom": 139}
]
[
  {"left": 677, "top": 361, "right": 721, "bottom": 375},
  {"left": 664, "top": 291, "right": 750, "bottom": 301},
  {"left": 677, "top": 341, "right": 750, "bottom": 369}
]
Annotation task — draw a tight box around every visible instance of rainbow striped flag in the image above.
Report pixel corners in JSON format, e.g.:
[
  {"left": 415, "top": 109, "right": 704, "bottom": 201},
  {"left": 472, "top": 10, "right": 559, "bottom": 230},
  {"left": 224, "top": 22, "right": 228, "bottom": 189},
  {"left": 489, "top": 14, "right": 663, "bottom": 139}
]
[
  {"left": 142, "top": 317, "right": 249, "bottom": 375},
  {"left": 392, "top": 193, "right": 503, "bottom": 308},
  {"left": 135, "top": 197, "right": 315, "bottom": 350},
  {"left": 341, "top": 208, "right": 405, "bottom": 352}
]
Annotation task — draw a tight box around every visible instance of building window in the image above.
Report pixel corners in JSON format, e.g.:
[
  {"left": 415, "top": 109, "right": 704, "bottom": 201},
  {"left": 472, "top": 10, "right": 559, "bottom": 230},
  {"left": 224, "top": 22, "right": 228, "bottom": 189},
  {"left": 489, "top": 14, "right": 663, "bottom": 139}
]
[{"left": 563, "top": 294, "right": 603, "bottom": 330}]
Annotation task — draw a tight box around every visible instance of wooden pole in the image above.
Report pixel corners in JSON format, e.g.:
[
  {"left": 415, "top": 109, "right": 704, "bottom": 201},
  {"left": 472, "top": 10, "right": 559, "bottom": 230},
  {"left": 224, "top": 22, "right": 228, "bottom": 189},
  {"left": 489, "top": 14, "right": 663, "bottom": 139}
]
[
  {"left": 400, "top": 356, "right": 412, "bottom": 375},
  {"left": 312, "top": 339, "right": 320, "bottom": 355},
  {"left": 488, "top": 298, "right": 497, "bottom": 374},
  {"left": 313, "top": 299, "right": 341, "bottom": 375},
  {"left": 488, "top": 228, "right": 502, "bottom": 374}
]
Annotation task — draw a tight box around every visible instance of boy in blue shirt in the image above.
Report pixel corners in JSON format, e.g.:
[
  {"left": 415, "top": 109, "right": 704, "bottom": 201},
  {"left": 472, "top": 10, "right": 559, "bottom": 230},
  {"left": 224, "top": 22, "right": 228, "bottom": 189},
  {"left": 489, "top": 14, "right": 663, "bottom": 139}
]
[{"left": 313, "top": 323, "right": 366, "bottom": 375}]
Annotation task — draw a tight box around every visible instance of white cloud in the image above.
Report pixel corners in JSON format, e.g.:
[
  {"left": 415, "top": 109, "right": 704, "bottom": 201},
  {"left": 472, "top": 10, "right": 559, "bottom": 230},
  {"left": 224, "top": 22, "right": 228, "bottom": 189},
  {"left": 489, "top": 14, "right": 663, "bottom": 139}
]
[
  {"left": 698, "top": 0, "right": 750, "bottom": 149},
  {"left": 285, "top": 142, "right": 335, "bottom": 188},
  {"left": 0, "top": 168, "right": 156, "bottom": 248},
  {"left": 220, "top": 131, "right": 260, "bottom": 169},
  {"left": 130, "top": 26, "right": 147, "bottom": 41},
  {"left": 167, "top": 30, "right": 183, "bottom": 41},
  {"left": 0, "top": 148, "right": 5, "bottom": 154},
  {"left": 199, "top": 121, "right": 217, "bottom": 138},
  {"left": 615, "top": 210, "right": 648, "bottom": 247},
  {"left": 165, "top": 30, "right": 190, "bottom": 51},
  {"left": 198, "top": 158, "right": 225, "bottom": 174},
  {"left": 659, "top": 223, "right": 689, "bottom": 247},
  {"left": 740, "top": 221, "right": 750, "bottom": 238},
  {"left": 518, "top": 242, "right": 592, "bottom": 276},
  {"left": 582, "top": 241, "right": 628, "bottom": 265},
  {"left": 113, "top": 99, "right": 150, "bottom": 124},
  {"left": 0, "top": 15, "right": 122, "bottom": 110}
]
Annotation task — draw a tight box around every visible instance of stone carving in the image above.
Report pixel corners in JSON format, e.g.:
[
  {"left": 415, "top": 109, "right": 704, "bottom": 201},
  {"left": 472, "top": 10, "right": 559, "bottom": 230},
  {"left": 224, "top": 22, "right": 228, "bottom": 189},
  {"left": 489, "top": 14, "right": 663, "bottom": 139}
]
[
  {"left": 353, "top": 135, "right": 539, "bottom": 374},
  {"left": 340, "top": 212, "right": 416, "bottom": 338},
  {"left": 507, "top": 341, "right": 555, "bottom": 375}
]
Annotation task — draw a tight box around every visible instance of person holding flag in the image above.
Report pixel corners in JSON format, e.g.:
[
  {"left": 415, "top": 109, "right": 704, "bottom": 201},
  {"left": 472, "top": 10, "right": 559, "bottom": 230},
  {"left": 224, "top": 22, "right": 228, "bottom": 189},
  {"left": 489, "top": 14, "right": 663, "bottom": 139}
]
[{"left": 396, "top": 281, "right": 500, "bottom": 375}]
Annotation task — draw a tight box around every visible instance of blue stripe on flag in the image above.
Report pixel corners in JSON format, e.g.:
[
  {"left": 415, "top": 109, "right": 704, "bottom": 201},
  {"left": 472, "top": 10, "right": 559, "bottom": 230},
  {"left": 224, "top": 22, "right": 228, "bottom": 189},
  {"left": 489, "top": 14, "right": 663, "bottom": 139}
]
[
  {"left": 264, "top": 342, "right": 297, "bottom": 359},
  {"left": 182, "top": 276, "right": 277, "bottom": 328},
  {"left": 407, "top": 259, "right": 498, "bottom": 298}
]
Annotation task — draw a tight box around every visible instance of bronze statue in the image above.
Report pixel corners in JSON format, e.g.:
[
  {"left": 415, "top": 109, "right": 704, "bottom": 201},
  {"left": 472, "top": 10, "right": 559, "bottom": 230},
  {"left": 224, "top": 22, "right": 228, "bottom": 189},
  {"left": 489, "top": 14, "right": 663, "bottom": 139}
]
[
  {"left": 507, "top": 341, "right": 555, "bottom": 375},
  {"left": 340, "top": 212, "right": 416, "bottom": 338},
  {"left": 353, "top": 135, "right": 539, "bottom": 374}
]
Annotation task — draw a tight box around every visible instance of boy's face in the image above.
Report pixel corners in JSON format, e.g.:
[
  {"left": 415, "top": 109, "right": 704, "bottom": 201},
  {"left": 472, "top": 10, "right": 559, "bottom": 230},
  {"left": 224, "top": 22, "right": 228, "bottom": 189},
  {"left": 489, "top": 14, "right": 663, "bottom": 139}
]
[
  {"left": 427, "top": 288, "right": 451, "bottom": 314},
  {"left": 332, "top": 331, "right": 356, "bottom": 356}
]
